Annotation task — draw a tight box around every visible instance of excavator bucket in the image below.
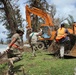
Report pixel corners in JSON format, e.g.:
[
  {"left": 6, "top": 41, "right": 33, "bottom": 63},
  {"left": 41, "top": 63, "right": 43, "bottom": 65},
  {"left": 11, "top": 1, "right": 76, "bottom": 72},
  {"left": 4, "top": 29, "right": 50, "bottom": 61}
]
[
  {"left": 64, "top": 44, "right": 76, "bottom": 57},
  {"left": 64, "top": 34, "right": 76, "bottom": 57},
  {"left": 48, "top": 41, "right": 60, "bottom": 55}
]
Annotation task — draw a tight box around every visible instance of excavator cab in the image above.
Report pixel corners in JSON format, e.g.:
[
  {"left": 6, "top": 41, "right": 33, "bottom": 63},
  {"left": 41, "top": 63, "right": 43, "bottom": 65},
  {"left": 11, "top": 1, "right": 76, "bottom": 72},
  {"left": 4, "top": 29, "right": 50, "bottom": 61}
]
[{"left": 42, "top": 26, "right": 51, "bottom": 39}]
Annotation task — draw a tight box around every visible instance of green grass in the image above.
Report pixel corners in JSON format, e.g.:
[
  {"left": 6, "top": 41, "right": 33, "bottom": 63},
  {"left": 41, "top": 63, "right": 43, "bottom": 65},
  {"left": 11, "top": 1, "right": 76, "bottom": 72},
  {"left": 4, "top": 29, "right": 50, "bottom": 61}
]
[{"left": 0, "top": 50, "right": 76, "bottom": 75}]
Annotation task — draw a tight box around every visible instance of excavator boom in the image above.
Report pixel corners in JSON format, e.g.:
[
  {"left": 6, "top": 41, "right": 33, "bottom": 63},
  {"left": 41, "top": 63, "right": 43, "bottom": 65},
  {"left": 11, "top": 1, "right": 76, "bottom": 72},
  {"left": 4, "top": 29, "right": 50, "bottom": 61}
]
[{"left": 25, "top": 5, "right": 53, "bottom": 28}]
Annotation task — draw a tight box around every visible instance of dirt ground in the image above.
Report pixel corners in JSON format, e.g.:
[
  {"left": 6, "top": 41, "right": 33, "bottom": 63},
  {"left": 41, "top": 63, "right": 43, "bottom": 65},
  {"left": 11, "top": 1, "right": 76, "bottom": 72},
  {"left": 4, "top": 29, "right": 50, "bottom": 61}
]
[{"left": 23, "top": 46, "right": 32, "bottom": 52}]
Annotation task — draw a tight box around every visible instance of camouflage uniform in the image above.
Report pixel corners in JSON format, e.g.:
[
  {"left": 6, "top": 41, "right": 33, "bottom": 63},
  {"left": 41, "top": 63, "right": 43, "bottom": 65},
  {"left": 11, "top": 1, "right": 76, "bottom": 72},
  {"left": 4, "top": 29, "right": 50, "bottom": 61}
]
[
  {"left": 7, "top": 33, "right": 23, "bottom": 62},
  {"left": 7, "top": 33, "right": 23, "bottom": 74},
  {"left": 29, "top": 32, "right": 39, "bottom": 57}
]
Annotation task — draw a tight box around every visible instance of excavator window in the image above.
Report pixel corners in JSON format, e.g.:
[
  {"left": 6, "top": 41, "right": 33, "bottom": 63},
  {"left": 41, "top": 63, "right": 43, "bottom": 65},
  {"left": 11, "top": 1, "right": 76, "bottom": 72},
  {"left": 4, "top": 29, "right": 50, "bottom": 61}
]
[{"left": 41, "top": 26, "right": 51, "bottom": 39}]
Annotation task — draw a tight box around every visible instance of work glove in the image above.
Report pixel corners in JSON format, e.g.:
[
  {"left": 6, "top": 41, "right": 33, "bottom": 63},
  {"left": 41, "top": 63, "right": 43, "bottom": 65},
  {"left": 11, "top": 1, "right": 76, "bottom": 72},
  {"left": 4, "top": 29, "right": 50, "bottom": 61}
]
[
  {"left": 6, "top": 46, "right": 10, "bottom": 53},
  {"left": 6, "top": 46, "right": 10, "bottom": 50}
]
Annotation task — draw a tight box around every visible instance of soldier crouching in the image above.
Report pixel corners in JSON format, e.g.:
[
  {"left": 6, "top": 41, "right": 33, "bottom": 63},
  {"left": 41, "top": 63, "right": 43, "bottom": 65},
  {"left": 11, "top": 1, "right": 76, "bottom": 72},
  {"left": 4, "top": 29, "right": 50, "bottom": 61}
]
[{"left": 6, "top": 28, "right": 24, "bottom": 75}]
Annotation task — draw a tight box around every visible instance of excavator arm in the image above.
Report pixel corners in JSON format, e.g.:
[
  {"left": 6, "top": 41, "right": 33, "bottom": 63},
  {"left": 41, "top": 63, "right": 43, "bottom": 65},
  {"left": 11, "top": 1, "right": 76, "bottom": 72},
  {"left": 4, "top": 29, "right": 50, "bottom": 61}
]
[{"left": 25, "top": 5, "right": 54, "bottom": 28}]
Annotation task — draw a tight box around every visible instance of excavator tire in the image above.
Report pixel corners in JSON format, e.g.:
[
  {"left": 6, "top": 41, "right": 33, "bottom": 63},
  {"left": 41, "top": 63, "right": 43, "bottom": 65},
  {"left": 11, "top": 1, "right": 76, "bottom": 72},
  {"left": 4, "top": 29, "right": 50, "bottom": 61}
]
[{"left": 37, "top": 42, "right": 45, "bottom": 50}]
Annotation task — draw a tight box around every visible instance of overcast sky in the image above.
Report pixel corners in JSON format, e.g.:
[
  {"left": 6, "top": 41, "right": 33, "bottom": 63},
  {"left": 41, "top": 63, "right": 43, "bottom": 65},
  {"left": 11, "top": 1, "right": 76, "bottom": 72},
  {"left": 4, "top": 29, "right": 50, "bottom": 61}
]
[
  {"left": 0, "top": 0, "right": 76, "bottom": 42},
  {"left": 49, "top": 0, "right": 76, "bottom": 20}
]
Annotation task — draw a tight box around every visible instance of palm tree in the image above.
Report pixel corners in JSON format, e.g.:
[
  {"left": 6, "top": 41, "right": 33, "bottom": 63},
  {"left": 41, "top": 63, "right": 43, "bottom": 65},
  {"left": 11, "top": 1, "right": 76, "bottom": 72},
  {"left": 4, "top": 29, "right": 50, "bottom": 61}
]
[{"left": 67, "top": 15, "right": 74, "bottom": 27}]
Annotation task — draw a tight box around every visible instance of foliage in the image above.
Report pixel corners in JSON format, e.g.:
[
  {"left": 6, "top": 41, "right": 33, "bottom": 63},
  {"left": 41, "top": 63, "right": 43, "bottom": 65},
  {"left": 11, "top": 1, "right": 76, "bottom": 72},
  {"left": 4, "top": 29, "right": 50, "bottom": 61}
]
[
  {"left": 66, "top": 15, "right": 74, "bottom": 26},
  {"left": 64, "top": 23, "right": 72, "bottom": 28},
  {"left": 0, "top": 0, "right": 24, "bottom": 40},
  {"left": 47, "top": 4, "right": 56, "bottom": 21},
  {"left": 0, "top": 64, "right": 7, "bottom": 74},
  {"left": 0, "top": 38, "right": 4, "bottom": 44},
  {"left": 26, "top": 0, "right": 48, "bottom": 10}
]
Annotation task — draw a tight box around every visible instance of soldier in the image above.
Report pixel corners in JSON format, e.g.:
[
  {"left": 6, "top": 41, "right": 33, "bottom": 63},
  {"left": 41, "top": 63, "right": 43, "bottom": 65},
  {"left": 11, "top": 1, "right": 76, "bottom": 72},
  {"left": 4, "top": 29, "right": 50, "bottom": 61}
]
[
  {"left": 29, "top": 29, "right": 42, "bottom": 57},
  {"left": 6, "top": 28, "right": 24, "bottom": 74}
]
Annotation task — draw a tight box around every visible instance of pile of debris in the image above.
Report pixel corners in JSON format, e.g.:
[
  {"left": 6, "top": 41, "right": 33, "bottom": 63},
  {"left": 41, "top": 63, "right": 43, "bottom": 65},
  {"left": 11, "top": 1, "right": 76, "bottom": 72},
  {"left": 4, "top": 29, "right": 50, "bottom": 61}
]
[{"left": 0, "top": 51, "right": 8, "bottom": 64}]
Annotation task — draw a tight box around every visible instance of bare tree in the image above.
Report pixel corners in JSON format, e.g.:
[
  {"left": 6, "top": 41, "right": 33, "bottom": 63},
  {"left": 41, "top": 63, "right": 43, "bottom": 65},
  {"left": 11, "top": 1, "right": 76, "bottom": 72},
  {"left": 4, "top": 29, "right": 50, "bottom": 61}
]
[{"left": 47, "top": 4, "right": 56, "bottom": 22}]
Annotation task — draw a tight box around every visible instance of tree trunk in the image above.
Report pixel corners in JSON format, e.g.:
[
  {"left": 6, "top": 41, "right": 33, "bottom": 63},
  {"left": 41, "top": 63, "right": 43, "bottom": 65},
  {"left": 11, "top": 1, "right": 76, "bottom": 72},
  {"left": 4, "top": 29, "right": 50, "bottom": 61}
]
[{"left": 1, "top": 0, "right": 18, "bottom": 34}]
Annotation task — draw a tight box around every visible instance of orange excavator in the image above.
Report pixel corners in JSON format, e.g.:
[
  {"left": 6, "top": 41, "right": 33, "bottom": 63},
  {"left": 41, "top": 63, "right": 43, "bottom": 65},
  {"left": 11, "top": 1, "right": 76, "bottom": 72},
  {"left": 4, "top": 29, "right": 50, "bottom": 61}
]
[
  {"left": 25, "top": 5, "right": 76, "bottom": 57},
  {"left": 26, "top": 5, "right": 53, "bottom": 28},
  {"left": 25, "top": 5, "right": 56, "bottom": 49}
]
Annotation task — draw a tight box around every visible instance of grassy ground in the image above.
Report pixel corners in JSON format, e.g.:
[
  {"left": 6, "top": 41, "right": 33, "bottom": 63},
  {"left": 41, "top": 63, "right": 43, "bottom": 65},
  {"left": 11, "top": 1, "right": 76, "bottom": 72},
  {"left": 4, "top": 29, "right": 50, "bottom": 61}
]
[{"left": 0, "top": 50, "right": 76, "bottom": 75}]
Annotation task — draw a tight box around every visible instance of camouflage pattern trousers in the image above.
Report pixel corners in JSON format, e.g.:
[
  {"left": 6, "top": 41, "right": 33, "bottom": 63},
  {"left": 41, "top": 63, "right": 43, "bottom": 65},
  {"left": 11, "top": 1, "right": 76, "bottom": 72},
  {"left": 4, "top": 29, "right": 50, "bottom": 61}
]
[
  {"left": 31, "top": 43, "right": 38, "bottom": 57},
  {"left": 7, "top": 48, "right": 22, "bottom": 75}
]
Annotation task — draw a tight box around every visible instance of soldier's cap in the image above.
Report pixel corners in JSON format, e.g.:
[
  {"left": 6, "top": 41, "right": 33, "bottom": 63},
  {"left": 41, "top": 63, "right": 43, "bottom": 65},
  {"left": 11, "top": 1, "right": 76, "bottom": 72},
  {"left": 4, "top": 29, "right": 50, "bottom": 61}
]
[{"left": 18, "top": 28, "right": 24, "bottom": 34}]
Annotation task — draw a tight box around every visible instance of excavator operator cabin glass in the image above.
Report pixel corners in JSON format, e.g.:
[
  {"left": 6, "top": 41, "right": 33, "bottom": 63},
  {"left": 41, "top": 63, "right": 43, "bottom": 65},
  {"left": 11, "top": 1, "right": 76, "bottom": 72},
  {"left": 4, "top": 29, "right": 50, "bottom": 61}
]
[{"left": 42, "top": 26, "right": 51, "bottom": 39}]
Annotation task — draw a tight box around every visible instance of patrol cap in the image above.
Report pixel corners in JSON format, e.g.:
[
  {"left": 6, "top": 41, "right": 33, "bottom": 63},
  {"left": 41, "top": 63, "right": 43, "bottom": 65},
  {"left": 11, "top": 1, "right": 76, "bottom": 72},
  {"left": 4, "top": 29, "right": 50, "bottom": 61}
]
[{"left": 18, "top": 28, "right": 24, "bottom": 34}]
